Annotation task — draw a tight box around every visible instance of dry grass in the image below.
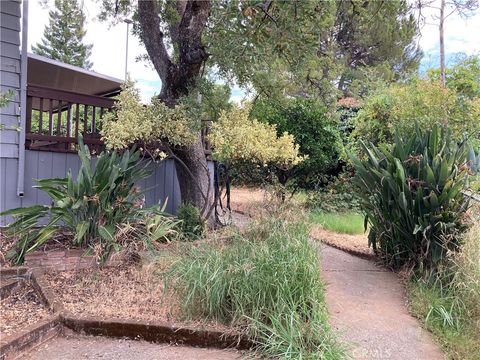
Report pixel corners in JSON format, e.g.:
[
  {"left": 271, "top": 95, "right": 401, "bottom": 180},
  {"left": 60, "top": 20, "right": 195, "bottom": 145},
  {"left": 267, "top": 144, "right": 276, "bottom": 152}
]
[
  {"left": 42, "top": 255, "right": 230, "bottom": 332},
  {"left": 310, "top": 226, "right": 372, "bottom": 257},
  {"left": 230, "top": 187, "right": 266, "bottom": 217},
  {"left": 0, "top": 283, "right": 52, "bottom": 337}
]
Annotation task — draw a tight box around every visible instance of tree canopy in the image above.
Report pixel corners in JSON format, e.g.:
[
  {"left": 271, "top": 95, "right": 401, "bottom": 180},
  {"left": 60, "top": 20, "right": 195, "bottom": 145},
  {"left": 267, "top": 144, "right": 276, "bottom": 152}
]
[{"left": 33, "top": 0, "right": 93, "bottom": 69}]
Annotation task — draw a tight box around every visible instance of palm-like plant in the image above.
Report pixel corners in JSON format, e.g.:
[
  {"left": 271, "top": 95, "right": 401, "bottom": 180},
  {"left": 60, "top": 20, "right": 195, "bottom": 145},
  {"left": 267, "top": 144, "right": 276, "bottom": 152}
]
[
  {"left": 2, "top": 137, "right": 178, "bottom": 264},
  {"left": 350, "top": 124, "right": 471, "bottom": 271}
]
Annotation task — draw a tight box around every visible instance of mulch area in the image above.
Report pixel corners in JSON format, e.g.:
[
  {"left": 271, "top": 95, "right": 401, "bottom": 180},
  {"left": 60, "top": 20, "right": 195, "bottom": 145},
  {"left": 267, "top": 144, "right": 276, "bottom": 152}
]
[
  {"left": 0, "top": 282, "right": 52, "bottom": 337},
  {"left": 41, "top": 259, "right": 232, "bottom": 333},
  {"left": 310, "top": 225, "right": 374, "bottom": 259}
]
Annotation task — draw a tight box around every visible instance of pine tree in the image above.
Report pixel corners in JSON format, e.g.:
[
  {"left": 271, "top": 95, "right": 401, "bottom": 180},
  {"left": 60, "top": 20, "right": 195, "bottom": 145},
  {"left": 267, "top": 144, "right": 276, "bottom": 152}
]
[{"left": 32, "top": 0, "right": 93, "bottom": 70}]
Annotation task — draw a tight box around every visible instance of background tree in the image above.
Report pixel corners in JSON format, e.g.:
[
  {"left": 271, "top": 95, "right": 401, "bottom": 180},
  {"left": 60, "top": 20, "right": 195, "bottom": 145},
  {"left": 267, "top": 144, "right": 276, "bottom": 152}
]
[
  {"left": 333, "top": 0, "right": 422, "bottom": 97},
  {"left": 33, "top": 0, "right": 93, "bottom": 69},
  {"left": 415, "top": 0, "right": 478, "bottom": 86}
]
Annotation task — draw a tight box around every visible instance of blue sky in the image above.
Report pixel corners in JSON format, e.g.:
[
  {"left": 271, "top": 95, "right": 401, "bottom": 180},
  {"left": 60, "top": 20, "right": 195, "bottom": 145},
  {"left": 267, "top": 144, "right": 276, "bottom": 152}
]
[{"left": 28, "top": 0, "right": 479, "bottom": 102}]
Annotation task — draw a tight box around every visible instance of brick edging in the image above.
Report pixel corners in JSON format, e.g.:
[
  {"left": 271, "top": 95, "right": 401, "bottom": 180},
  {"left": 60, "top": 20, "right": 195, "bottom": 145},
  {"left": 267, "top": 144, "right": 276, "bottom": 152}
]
[
  {"left": 0, "top": 316, "right": 61, "bottom": 360},
  {"left": 61, "top": 316, "right": 253, "bottom": 350},
  {"left": 1, "top": 268, "right": 254, "bottom": 358}
]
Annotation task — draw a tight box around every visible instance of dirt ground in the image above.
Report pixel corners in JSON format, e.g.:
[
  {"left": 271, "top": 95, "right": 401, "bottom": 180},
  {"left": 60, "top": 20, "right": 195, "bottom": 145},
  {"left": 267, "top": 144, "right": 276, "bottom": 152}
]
[
  {"left": 310, "top": 225, "right": 373, "bottom": 257},
  {"left": 230, "top": 187, "right": 266, "bottom": 217},
  {"left": 42, "top": 261, "right": 231, "bottom": 333},
  {"left": 22, "top": 335, "right": 243, "bottom": 360},
  {"left": 0, "top": 283, "right": 51, "bottom": 337}
]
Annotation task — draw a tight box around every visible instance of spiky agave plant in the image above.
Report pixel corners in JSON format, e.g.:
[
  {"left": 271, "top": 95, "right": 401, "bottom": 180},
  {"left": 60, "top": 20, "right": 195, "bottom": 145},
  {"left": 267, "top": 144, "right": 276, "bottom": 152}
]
[
  {"left": 350, "top": 124, "right": 471, "bottom": 271},
  {"left": 1, "top": 137, "right": 178, "bottom": 264}
]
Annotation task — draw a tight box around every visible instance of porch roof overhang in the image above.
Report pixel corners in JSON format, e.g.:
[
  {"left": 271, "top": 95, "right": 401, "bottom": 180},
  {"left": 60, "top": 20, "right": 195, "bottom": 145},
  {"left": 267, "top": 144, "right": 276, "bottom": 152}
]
[{"left": 27, "top": 53, "right": 123, "bottom": 97}]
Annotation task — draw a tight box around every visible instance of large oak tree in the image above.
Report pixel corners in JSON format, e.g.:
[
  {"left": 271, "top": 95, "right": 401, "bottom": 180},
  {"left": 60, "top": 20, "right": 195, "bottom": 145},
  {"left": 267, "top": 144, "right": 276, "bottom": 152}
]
[{"left": 98, "top": 0, "right": 420, "bottom": 219}]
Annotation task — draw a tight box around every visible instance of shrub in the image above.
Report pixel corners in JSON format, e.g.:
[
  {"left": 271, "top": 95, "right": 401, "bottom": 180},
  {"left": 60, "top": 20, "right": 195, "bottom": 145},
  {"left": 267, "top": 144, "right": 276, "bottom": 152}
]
[
  {"left": 176, "top": 203, "right": 205, "bottom": 239},
  {"left": 350, "top": 124, "right": 471, "bottom": 271},
  {"left": 306, "top": 170, "right": 360, "bottom": 212},
  {"left": 350, "top": 79, "right": 480, "bottom": 152},
  {"left": 166, "top": 218, "right": 343, "bottom": 359},
  {"left": 251, "top": 98, "right": 343, "bottom": 188},
  {"left": 1, "top": 138, "right": 179, "bottom": 264},
  {"left": 408, "top": 217, "right": 480, "bottom": 359}
]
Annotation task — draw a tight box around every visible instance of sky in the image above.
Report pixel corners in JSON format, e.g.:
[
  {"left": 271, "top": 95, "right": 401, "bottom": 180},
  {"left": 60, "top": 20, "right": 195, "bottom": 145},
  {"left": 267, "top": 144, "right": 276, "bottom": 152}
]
[{"left": 27, "top": 0, "right": 480, "bottom": 103}]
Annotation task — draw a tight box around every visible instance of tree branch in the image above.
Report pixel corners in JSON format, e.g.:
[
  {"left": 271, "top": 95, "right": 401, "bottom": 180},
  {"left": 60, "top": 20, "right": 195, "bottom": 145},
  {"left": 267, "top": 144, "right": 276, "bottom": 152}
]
[{"left": 137, "top": 0, "right": 173, "bottom": 83}]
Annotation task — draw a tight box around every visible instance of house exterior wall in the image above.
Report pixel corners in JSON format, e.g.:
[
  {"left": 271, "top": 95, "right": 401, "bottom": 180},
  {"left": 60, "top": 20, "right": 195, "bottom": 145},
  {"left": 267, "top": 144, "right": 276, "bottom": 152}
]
[{"left": 0, "top": 0, "right": 21, "bottom": 159}]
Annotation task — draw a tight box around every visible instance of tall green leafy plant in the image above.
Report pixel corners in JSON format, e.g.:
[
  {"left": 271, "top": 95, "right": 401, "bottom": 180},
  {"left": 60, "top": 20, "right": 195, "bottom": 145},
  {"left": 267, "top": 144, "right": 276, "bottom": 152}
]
[
  {"left": 350, "top": 124, "right": 470, "bottom": 271},
  {"left": 2, "top": 138, "right": 178, "bottom": 264}
]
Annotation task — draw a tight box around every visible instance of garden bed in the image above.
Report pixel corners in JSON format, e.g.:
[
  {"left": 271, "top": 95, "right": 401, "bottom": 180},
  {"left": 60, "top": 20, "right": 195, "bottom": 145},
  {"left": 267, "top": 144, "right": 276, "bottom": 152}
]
[
  {"left": 0, "top": 282, "right": 52, "bottom": 338},
  {"left": 41, "top": 259, "right": 231, "bottom": 334}
]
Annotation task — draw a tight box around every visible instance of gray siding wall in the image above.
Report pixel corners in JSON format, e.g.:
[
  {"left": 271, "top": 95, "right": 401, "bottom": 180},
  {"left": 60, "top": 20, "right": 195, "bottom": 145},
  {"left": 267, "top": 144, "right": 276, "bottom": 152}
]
[
  {"left": 0, "top": 150, "right": 189, "bottom": 225},
  {"left": 0, "top": 0, "right": 21, "bottom": 159}
]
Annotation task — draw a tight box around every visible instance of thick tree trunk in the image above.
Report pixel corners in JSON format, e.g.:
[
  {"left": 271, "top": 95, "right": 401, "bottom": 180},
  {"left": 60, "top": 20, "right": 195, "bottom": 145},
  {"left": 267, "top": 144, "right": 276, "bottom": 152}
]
[
  {"left": 439, "top": 0, "right": 446, "bottom": 87},
  {"left": 173, "top": 136, "right": 214, "bottom": 221},
  {"left": 137, "top": 0, "right": 214, "bottom": 222}
]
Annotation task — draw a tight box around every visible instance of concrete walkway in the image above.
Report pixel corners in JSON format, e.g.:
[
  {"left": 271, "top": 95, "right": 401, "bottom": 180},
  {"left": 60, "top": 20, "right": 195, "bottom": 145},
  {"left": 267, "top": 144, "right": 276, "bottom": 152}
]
[
  {"left": 22, "top": 336, "right": 242, "bottom": 360},
  {"left": 320, "top": 245, "right": 444, "bottom": 360}
]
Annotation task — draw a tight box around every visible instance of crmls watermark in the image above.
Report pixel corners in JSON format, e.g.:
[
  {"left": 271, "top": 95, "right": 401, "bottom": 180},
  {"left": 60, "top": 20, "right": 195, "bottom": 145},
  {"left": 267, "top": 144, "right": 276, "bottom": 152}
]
[{"left": 352, "top": 347, "right": 393, "bottom": 359}]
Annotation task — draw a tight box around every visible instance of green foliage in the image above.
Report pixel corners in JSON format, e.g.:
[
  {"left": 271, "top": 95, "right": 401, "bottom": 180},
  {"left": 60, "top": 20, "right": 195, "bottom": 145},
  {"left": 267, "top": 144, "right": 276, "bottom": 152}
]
[
  {"left": 209, "top": 105, "right": 304, "bottom": 170},
  {"left": 32, "top": 0, "right": 93, "bottom": 69},
  {"left": 408, "top": 219, "right": 480, "bottom": 359},
  {"left": 166, "top": 218, "right": 343, "bottom": 359},
  {"left": 251, "top": 98, "right": 342, "bottom": 188},
  {"left": 1, "top": 138, "right": 179, "bottom": 264},
  {"left": 428, "top": 54, "right": 480, "bottom": 99},
  {"left": 0, "top": 90, "right": 14, "bottom": 109},
  {"left": 334, "top": 0, "right": 421, "bottom": 97},
  {"left": 310, "top": 210, "right": 364, "bottom": 235},
  {"left": 350, "top": 124, "right": 470, "bottom": 270},
  {"left": 350, "top": 79, "right": 480, "bottom": 153},
  {"left": 180, "top": 78, "right": 233, "bottom": 122},
  {"left": 176, "top": 203, "right": 205, "bottom": 239},
  {"left": 102, "top": 83, "right": 198, "bottom": 152},
  {"left": 306, "top": 171, "right": 360, "bottom": 212}
]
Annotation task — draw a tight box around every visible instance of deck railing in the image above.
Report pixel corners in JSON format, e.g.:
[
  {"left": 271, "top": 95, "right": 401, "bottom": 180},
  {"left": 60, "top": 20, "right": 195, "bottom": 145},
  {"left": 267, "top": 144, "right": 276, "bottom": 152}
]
[
  {"left": 25, "top": 85, "right": 114, "bottom": 154},
  {"left": 25, "top": 85, "right": 213, "bottom": 157}
]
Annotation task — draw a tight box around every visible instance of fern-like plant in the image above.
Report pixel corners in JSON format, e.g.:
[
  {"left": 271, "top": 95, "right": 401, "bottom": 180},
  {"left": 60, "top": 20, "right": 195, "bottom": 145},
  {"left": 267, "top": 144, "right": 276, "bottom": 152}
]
[
  {"left": 350, "top": 124, "right": 471, "bottom": 271},
  {"left": 1, "top": 137, "right": 179, "bottom": 264}
]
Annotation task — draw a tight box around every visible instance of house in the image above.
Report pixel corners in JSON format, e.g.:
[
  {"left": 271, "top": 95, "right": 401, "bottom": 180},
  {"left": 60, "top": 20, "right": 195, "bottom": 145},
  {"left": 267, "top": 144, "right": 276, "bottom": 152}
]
[{"left": 0, "top": 0, "right": 208, "bottom": 225}]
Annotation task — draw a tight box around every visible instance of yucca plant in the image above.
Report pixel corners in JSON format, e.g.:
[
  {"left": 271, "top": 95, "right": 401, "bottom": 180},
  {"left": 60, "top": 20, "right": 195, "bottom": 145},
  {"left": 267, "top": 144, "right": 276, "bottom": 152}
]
[
  {"left": 350, "top": 124, "right": 471, "bottom": 271},
  {"left": 2, "top": 137, "right": 178, "bottom": 264}
]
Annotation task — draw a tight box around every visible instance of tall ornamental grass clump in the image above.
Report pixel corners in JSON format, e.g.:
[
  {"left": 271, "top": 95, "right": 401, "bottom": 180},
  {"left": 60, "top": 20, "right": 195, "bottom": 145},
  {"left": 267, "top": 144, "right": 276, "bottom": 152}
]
[
  {"left": 350, "top": 124, "right": 470, "bottom": 271},
  {"left": 166, "top": 218, "right": 343, "bottom": 359},
  {"left": 409, "top": 218, "right": 480, "bottom": 359}
]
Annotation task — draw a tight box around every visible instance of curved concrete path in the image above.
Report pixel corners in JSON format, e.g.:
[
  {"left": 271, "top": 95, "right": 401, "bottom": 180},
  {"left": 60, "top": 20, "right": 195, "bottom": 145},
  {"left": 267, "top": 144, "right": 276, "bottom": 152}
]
[
  {"left": 22, "top": 335, "right": 242, "bottom": 360},
  {"left": 320, "top": 245, "right": 444, "bottom": 360}
]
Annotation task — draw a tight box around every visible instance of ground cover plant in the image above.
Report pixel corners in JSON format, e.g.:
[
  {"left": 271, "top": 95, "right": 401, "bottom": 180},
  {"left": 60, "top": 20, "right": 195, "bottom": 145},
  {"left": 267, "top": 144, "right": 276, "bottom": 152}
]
[
  {"left": 166, "top": 216, "right": 344, "bottom": 359},
  {"left": 310, "top": 210, "right": 364, "bottom": 235},
  {"left": 408, "top": 216, "right": 480, "bottom": 359},
  {"left": 350, "top": 124, "right": 471, "bottom": 271},
  {"left": 1, "top": 138, "right": 179, "bottom": 265}
]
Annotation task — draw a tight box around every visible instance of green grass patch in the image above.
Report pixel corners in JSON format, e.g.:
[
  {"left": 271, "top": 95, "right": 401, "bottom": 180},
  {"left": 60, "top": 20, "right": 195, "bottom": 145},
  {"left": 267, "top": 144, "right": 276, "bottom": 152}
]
[
  {"left": 166, "top": 218, "right": 344, "bottom": 359},
  {"left": 310, "top": 210, "right": 364, "bottom": 235},
  {"left": 407, "top": 219, "right": 480, "bottom": 360},
  {"left": 408, "top": 280, "right": 480, "bottom": 360}
]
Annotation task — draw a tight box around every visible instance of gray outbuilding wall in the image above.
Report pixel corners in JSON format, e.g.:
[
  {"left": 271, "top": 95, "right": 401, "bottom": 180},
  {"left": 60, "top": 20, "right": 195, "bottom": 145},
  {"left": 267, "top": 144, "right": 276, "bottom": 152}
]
[{"left": 0, "top": 151, "right": 193, "bottom": 225}]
